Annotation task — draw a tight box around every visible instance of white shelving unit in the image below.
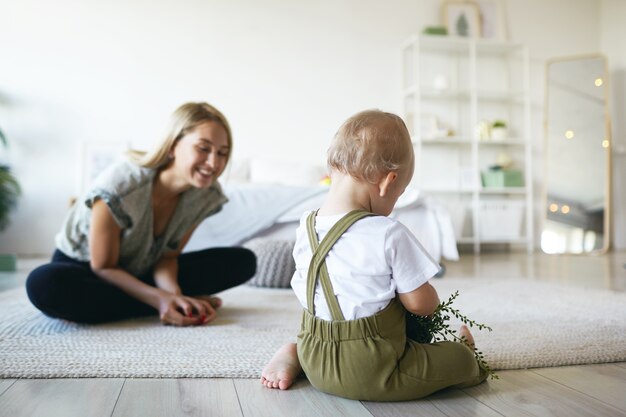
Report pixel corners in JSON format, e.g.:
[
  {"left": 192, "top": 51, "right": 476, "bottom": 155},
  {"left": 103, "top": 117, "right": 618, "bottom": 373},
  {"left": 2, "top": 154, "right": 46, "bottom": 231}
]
[{"left": 402, "top": 35, "right": 533, "bottom": 253}]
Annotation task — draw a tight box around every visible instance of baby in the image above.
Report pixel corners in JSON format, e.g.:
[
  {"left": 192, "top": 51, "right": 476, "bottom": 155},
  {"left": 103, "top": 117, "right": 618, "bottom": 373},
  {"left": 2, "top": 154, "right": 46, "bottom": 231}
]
[{"left": 261, "top": 110, "right": 486, "bottom": 400}]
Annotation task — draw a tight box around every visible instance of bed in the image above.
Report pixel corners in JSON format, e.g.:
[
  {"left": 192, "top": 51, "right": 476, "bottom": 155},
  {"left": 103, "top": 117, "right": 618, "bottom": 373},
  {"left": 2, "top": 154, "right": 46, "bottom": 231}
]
[{"left": 184, "top": 182, "right": 459, "bottom": 264}]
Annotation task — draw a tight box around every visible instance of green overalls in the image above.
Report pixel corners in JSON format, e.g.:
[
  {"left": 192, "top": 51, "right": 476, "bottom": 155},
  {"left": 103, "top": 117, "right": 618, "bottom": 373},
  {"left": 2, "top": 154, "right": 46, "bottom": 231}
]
[{"left": 296, "top": 210, "right": 487, "bottom": 401}]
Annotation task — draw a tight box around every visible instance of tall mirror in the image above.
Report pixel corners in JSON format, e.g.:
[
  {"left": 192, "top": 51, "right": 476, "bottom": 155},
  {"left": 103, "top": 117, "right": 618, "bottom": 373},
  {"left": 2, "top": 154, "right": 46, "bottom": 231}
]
[{"left": 542, "top": 54, "right": 612, "bottom": 254}]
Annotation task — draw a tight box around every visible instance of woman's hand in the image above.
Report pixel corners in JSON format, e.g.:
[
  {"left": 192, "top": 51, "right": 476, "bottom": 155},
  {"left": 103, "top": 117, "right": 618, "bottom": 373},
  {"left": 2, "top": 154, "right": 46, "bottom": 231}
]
[{"left": 157, "top": 292, "right": 217, "bottom": 326}]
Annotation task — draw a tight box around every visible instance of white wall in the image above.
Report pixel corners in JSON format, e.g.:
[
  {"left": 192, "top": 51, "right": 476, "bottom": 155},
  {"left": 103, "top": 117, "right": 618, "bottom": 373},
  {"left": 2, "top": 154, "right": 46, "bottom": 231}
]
[{"left": 0, "top": 0, "right": 621, "bottom": 254}]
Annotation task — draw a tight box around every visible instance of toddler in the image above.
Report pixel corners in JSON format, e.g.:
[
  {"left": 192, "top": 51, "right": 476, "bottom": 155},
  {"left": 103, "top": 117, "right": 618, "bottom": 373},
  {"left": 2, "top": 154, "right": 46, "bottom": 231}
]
[{"left": 261, "top": 110, "right": 487, "bottom": 400}]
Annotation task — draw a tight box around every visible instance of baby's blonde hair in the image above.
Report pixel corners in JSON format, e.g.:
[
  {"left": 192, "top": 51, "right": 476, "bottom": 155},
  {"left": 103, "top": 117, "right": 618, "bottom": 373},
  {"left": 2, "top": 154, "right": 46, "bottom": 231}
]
[{"left": 327, "top": 109, "right": 413, "bottom": 183}]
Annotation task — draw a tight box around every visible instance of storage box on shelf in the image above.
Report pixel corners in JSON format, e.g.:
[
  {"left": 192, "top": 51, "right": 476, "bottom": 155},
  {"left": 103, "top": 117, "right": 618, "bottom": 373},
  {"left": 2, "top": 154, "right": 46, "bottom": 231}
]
[
  {"left": 481, "top": 168, "right": 524, "bottom": 188},
  {"left": 479, "top": 200, "right": 525, "bottom": 241},
  {"left": 402, "top": 35, "right": 533, "bottom": 253}
]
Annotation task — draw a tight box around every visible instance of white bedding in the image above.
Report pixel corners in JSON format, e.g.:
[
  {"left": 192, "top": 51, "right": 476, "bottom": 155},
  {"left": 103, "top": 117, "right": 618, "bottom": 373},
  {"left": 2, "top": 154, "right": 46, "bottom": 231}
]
[{"left": 185, "top": 184, "right": 459, "bottom": 262}]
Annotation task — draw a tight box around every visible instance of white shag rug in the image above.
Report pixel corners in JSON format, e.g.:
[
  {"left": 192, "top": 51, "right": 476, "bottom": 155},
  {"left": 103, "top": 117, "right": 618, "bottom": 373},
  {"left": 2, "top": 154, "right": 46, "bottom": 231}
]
[{"left": 0, "top": 278, "right": 624, "bottom": 378}]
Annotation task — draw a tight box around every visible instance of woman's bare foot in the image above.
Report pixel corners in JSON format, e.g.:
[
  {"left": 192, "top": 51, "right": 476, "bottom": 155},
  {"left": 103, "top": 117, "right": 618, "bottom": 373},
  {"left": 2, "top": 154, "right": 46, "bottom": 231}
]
[
  {"left": 261, "top": 343, "right": 302, "bottom": 390},
  {"left": 459, "top": 325, "right": 475, "bottom": 350}
]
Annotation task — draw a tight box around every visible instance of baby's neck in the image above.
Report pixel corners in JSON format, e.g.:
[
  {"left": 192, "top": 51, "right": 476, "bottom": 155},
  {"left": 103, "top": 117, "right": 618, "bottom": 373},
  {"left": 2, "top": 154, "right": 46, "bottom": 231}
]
[{"left": 318, "top": 173, "right": 374, "bottom": 216}]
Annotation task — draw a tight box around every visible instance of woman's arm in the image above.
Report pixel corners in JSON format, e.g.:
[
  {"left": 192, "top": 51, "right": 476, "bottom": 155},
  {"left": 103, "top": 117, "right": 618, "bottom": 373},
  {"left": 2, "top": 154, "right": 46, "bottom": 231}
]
[
  {"left": 88, "top": 200, "right": 208, "bottom": 325},
  {"left": 398, "top": 282, "right": 440, "bottom": 316},
  {"left": 89, "top": 199, "right": 164, "bottom": 308},
  {"left": 152, "top": 226, "right": 197, "bottom": 295}
]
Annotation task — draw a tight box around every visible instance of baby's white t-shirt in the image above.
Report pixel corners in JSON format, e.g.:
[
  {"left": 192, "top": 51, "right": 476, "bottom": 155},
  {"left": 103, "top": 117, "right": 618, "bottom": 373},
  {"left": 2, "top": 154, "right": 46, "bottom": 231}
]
[{"left": 291, "top": 211, "right": 440, "bottom": 321}]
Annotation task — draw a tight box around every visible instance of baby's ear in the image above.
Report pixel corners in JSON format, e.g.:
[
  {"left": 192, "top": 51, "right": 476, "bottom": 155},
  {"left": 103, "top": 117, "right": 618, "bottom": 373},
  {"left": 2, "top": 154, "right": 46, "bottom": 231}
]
[{"left": 379, "top": 171, "right": 398, "bottom": 197}]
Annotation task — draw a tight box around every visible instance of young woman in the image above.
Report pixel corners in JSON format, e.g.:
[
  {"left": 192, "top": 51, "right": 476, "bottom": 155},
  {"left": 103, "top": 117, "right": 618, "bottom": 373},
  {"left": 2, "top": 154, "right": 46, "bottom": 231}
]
[{"left": 26, "top": 102, "right": 256, "bottom": 325}]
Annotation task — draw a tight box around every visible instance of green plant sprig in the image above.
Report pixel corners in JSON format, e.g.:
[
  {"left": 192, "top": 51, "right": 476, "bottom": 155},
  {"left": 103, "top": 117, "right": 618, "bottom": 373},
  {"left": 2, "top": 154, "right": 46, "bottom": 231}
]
[{"left": 406, "top": 291, "right": 498, "bottom": 379}]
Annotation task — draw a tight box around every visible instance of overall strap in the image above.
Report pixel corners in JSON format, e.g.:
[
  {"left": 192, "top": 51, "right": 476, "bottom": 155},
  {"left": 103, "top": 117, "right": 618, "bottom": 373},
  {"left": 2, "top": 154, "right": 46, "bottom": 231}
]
[{"left": 305, "top": 209, "right": 375, "bottom": 320}]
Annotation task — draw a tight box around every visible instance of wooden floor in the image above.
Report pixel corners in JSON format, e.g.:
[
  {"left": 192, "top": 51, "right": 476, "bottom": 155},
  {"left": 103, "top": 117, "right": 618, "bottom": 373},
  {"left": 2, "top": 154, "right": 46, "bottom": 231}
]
[{"left": 1, "top": 252, "right": 625, "bottom": 417}]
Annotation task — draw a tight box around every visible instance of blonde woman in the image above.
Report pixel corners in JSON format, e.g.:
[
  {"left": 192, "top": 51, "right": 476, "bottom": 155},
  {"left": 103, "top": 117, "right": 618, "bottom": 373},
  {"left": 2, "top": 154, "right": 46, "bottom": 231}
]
[{"left": 26, "top": 102, "right": 256, "bottom": 325}]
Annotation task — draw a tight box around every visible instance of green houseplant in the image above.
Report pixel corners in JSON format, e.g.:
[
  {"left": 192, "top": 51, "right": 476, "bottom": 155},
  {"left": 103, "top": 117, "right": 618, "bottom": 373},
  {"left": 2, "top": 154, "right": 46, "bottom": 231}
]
[
  {"left": 0, "top": 127, "right": 21, "bottom": 271},
  {"left": 490, "top": 119, "right": 508, "bottom": 141}
]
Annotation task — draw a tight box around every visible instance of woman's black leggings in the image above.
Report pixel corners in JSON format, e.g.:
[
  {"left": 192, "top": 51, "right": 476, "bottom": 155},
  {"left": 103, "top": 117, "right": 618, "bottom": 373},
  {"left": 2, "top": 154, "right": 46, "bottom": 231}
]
[{"left": 25, "top": 248, "right": 256, "bottom": 324}]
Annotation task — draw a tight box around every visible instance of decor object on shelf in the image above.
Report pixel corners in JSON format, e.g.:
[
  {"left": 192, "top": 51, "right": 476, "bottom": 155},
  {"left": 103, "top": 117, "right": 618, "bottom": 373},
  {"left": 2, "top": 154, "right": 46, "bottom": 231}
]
[
  {"left": 422, "top": 26, "right": 448, "bottom": 36},
  {"left": 481, "top": 167, "right": 524, "bottom": 188},
  {"left": 432, "top": 74, "right": 450, "bottom": 92},
  {"left": 420, "top": 113, "right": 451, "bottom": 139},
  {"left": 479, "top": 200, "right": 525, "bottom": 239},
  {"left": 475, "top": 120, "right": 491, "bottom": 140},
  {"left": 459, "top": 166, "right": 481, "bottom": 190},
  {"left": 79, "top": 141, "right": 130, "bottom": 194},
  {"left": 443, "top": 1, "right": 482, "bottom": 38},
  {"left": 475, "top": 0, "right": 509, "bottom": 40},
  {"left": 490, "top": 119, "right": 508, "bottom": 141},
  {"left": 494, "top": 151, "right": 513, "bottom": 169}
]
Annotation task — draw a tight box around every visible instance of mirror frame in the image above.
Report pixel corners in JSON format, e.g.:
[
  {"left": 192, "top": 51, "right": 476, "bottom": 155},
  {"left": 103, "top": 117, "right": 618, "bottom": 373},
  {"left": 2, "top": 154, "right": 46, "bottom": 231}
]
[{"left": 543, "top": 53, "right": 612, "bottom": 254}]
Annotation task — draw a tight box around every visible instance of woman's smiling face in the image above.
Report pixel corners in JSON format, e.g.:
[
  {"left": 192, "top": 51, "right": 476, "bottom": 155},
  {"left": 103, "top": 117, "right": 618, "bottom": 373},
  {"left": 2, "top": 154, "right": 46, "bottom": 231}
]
[{"left": 171, "top": 121, "right": 230, "bottom": 189}]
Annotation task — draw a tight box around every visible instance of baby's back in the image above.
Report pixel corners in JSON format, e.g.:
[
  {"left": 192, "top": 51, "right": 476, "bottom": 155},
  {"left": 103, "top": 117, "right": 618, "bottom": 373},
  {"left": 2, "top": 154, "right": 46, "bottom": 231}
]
[{"left": 291, "top": 211, "right": 438, "bottom": 320}]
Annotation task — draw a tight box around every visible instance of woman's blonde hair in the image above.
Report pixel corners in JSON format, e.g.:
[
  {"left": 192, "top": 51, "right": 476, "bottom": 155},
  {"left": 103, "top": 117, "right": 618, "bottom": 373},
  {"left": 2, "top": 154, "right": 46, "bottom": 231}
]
[
  {"left": 327, "top": 109, "right": 413, "bottom": 183},
  {"left": 128, "top": 102, "right": 233, "bottom": 169}
]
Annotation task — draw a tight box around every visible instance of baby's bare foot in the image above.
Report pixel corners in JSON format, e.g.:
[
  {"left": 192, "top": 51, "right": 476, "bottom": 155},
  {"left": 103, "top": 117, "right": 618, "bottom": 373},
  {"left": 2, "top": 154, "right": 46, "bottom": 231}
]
[
  {"left": 261, "top": 343, "right": 301, "bottom": 390},
  {"left": 459, "top": 325, "right": 476, "bottom": 350}
]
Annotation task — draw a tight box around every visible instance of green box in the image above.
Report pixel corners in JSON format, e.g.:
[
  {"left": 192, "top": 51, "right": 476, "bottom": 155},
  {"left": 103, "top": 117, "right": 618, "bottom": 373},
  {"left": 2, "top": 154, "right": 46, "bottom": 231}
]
[{"left": 481, "top": 169, "right": 524, "bottom": 188}]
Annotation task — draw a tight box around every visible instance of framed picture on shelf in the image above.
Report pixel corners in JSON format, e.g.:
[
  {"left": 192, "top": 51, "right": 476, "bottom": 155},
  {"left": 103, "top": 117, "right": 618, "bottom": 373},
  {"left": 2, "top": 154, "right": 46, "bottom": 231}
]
[
  {"left": 79, "top": 141, "right": 130, "bottom": 194},
  {"left": 420, "top": 113, "right": 439, "bottom": 140},
  {"left": 443, "top": 1, "right": 482, "bottom": 38},
  {"left": 475, "top": 0, "right": 509, "bottom": 40}
]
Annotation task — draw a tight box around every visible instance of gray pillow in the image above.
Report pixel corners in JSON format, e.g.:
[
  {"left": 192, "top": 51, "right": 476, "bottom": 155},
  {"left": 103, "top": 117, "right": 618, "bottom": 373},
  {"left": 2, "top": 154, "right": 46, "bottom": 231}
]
[{"left": 242, "top": 238, "right": 296, "bottom": 288}]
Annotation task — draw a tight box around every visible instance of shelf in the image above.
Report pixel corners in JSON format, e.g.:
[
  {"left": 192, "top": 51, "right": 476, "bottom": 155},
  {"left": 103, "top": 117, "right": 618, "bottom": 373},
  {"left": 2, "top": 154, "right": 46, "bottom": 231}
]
[
  {"left": 457, "top": 237, "right": 530, "bottom": 244},
  {"left": 478, "top": 139, "right": 526, "bottom": 146},
  {"left": 480, "top": 187, "right": 527, "bottom": 195},
  {"left": 475, "top": 41, "right": 525, "bottom": 55},
  {"left": 416, "top": 35, "right": 471, "bottom": 53},
  {"left": 405, "top": 88, "right": 527, "bottom": 102},
  {"left": 476, "top": 90, "right": 528, "bottom": 102},
  {"left": 415, "top": 138, "right": 526, "bottom": 146},
  {"left": 421, "top": 188, "right": 476, "bottom": 194},
  {"left": 479, "top": 237, "right": 529, "bottom": 244},
  {"left": 416, "top": 36, "right": 524, "bottom": 55},
  {"left": 417, "top": 89, "right": 471, "bottom": 100},
  {"left": 415, "top": 137, "right": 473, "bottom": 145},
  {"left": 419, "top": 187, "right": 527, "bottom": 195},
  {"left": 402, "top": 35, "right": 533, "bottom": 253}
]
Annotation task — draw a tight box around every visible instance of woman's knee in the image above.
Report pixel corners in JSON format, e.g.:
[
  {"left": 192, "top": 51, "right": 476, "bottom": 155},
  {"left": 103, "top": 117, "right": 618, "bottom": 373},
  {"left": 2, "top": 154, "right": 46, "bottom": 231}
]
[
  {"left": 25, "top": 264, "right": 64, "bottom": 314},
  {"left": 26, "top": 262, "right": 90, "bottom": 320},
  {"left": 232, "top": 247, "right": 257, "bottom": 282}
]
